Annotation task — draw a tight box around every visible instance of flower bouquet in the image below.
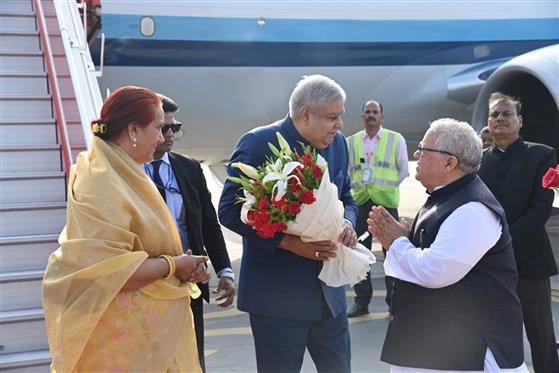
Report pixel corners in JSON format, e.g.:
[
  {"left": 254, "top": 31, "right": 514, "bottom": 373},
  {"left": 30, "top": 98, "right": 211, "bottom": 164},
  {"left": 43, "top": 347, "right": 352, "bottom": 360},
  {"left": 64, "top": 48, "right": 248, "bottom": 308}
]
[
  {"left": 228, "top": 132, "right": 374, "bottom": 287},
  {"left": 542, "top": 164, "right": 559, "bottom": 208}
]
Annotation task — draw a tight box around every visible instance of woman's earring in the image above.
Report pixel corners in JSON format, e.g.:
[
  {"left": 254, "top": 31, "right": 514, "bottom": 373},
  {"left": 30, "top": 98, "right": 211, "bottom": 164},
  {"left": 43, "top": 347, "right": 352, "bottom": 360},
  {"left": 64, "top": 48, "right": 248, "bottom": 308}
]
[{"left": 133, "top": 137, "right": 137, "bottom": 148}]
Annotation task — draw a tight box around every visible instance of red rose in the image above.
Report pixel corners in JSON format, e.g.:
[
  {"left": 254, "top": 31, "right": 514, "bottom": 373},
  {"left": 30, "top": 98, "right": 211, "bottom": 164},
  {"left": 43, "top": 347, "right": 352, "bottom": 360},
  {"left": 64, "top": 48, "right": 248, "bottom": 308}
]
[
  {"left": 272, "top": 195, "right": 288, "bottom": 209},
  {"left": 300, "top": 153, "right": 313, "bottom": 166},
  {"left": 542, "top": 165, "right": 559, "bottom": 189},
  {"left": 288, "top": 203, "right": 301, "bottom": 215},
  {"left": 312, "top": 164, "right": 323, "bottom": 179},
  {"left": 300, "top": 190, "right": 315, "bottom": 204},
  {"left": 256, "top": 222, "right": 283, "bottom": 238},
  {"left": 256, "top": 226, "right": 275, "bottom": 238},
  {"left": 291, "top": 182, "right": 302, "bottom": 193},
  {"left": 252, "top": 211, "right": 270, "bottom": 225},
  {"left": 295, "top": 170, "right": 306, "bottom": 184},
  {"left": 258, "top": 198, "right": 269, "bottom": 210},
  {"left": 273, "top": 221, "right": 288, "bottom": 232}
]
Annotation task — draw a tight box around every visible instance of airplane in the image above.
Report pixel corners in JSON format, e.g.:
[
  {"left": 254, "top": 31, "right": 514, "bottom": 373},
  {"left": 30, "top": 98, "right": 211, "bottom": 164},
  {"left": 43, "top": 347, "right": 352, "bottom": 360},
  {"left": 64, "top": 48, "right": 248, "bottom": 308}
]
[{"left": 88, "top": 1, "right": 559, "bottom": 166}]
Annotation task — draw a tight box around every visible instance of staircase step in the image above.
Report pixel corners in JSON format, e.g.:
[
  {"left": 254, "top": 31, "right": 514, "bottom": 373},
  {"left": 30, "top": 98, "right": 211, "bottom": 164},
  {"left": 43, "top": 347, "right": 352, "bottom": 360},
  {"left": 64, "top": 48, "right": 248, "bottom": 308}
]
[
  {"left": 0, "top": 13, "right": 37, "bottom": 33},
  {"left": 0, "top": 350, "right": 50, "bottom": 372},
  {"left": 0, "top": 172, "right": 66, "bottom": 204},
  {"left": 0, "top": 73, "right": 48, "bottom": 95},
  {"left": 0, "top": 144, "right": 61, "bottom": 173},
  {"left": 0, "top": 119, "right": 57, "bottom": 146},
  {"left": 0, "top": 32, "right": 40, "bottom": 53},
  {"left": 0, "top": 308, "right": 48, "bottom": 356},
  {"left": 0, "top": 234, "right": 58, "bottom": 272},
  {"left": 0, "top": 52, "right": 46, "bottom": 74},
  {"left": 0, "top": 1, "right": 33, "bottom": 13},
  {"left": 0, "top": 271, "right": 44, "bottom": 312},
  {"left": 0, "top": 201, "right": 66, "bottom": 237},
  {"left": 0, "top": 95, "right": 52, "bottom": 118}
]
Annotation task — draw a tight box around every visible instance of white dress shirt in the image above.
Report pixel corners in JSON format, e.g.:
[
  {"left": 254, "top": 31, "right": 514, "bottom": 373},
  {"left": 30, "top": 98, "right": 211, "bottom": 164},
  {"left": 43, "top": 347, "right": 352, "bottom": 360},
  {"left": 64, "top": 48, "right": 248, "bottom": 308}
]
[
  {"left": 144, "top": 153, "right": 188, "bottom": 249},
  {"left": 362, "top": 127, "right": 409, "bottom": 184},
  {"left": 386, "top": 202, "right": 527, "bottom": 373}
]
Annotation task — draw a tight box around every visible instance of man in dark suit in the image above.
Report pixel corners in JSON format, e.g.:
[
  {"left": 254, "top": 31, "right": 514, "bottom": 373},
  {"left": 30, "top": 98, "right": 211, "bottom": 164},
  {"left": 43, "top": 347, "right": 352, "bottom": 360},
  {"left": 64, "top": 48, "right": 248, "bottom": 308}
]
[
  {"left": 145, "top": 95, "right": 235, "bottom": 371},
  {"left": 219, "top": 75, "right": 358, "bottom": 373},
  {"left": 478, "top": 92, "right": 559, "bottom": 372}
]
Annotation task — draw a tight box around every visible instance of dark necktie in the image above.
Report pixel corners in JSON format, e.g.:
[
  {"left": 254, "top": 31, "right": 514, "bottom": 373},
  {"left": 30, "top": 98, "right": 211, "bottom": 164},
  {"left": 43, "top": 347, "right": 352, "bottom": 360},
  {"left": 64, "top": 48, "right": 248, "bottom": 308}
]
[{"left": 151, "top": 160, "right": 166, "bottom": 202}]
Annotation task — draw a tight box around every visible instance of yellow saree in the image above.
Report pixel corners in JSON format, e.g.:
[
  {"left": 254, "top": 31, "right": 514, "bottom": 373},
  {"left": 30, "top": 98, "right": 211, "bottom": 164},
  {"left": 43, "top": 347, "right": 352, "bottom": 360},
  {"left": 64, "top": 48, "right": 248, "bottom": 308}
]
[{"left": 43, "top": 137, "right": 202, "bottom": 373}]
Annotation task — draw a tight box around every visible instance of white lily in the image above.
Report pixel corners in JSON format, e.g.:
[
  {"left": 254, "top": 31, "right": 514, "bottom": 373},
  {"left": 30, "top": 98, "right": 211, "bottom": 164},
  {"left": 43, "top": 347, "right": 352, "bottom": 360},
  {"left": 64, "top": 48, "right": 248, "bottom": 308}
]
[
  {"left": 232, "top": 162, "right": 260, "bottom": 180},
  {"left": 263, "top": 161, "right": 303, "bottom": 201},
  {"left": 240, "top": 189, "right": 257, "bottom": 224},
  {"left": 276, "top": 132, "right": 293, "bottom": 156}
]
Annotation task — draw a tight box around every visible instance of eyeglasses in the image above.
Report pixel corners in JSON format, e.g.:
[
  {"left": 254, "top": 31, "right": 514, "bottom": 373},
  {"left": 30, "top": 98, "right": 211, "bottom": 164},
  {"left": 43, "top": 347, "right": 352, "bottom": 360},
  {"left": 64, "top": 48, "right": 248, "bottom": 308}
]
[
  {"left": 416, "top": 144, "right": 457, "bottom": 157},
  {"left": 162, "top": 122, "right": 182, "bottom": 134}
]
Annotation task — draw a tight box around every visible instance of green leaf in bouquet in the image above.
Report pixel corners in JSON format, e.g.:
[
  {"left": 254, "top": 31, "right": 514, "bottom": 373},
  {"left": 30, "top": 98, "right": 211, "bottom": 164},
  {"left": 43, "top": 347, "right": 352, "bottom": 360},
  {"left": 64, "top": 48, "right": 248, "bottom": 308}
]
[
  {"left": 227, "top": 176, "right": 244, "bottom": 184},
  {"left": 239, "top": 178, "right": 255, "bottom": 191}
]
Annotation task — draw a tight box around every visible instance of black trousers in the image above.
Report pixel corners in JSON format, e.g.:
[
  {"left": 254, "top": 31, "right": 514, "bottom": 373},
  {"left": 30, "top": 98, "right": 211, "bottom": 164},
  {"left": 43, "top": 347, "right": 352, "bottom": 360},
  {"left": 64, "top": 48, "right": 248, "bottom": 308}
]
[
  {"left": 352, "top": 200, "right": 398, "bottom": 310},
  {"left": 517, "top": 277, "right": 559, "bottom": 373},
  {"left": 191, "top": 295, "right": 206, "bottom": 372}
]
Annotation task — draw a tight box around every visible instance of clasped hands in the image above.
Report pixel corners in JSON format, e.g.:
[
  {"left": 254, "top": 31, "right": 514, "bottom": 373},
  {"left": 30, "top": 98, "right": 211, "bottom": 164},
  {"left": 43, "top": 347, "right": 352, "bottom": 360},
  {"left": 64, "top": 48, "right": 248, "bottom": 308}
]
[
  {"left": 174, "top": 250, "right": 210, "bottom": 284},
  {"left": 279, "top": 220, "right": 357, "bottom": 261},
  {"left": 367, "top": 206, "right": 410, "bottom": 250},
  {"left": 173, "top": 251, "right": 235, "bottom": 307}
]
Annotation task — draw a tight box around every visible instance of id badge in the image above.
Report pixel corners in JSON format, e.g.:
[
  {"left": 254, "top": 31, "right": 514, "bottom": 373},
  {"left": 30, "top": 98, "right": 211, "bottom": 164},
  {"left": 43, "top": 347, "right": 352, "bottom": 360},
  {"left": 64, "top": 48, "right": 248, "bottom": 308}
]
[{"left": 362, "top": 168, "right": 371, "bottom": 182}]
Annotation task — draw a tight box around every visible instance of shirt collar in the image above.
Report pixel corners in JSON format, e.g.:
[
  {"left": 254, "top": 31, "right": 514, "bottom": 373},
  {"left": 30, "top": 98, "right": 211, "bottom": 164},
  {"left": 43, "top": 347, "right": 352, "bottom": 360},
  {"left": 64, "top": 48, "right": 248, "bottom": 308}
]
[
  {"left": 492, "top": 137, "right": 523, "bottom": 156},
  {"left": 362, "top": 126, "right": 383, "bottom": 141},
  {"left": 427, "top": 173, "right": 476, "bottom": 199},
  {"left": 144, "top": 152, "right": 170, "bottom": 169},
  {"left": 160, "top": 152, "right": 170, "bottom": 165}
]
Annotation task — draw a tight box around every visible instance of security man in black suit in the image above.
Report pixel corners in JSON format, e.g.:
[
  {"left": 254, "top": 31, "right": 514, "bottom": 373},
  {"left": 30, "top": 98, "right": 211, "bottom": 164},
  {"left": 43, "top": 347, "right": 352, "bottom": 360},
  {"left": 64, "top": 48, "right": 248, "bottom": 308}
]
[
  {"left": 145, "top": 95, "right": 235, "bottom": 371},
  {"left": 478, "top": 92, "right": 559, "bottom": 372}
]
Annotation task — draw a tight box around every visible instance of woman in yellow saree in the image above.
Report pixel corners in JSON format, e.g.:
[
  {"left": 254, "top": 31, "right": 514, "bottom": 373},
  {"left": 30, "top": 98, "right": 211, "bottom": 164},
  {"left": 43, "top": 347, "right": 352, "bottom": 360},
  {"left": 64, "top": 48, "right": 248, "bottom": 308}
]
[{"left": 43, "top": 86, "right": 206, "bottom": 373}]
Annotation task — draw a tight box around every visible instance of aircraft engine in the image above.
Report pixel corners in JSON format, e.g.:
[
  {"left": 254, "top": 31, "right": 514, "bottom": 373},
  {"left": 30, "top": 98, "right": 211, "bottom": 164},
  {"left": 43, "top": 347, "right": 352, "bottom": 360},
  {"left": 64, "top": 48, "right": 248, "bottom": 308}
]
[{"left": 472, "top": 44, "right": 559, "bottom": 153}]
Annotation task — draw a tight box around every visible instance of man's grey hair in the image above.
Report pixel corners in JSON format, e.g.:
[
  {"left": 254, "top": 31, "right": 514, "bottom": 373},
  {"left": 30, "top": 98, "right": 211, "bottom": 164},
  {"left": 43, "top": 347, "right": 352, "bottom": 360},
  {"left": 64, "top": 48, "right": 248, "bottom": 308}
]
[
  {"left": 427, "top": 118, "right": 483, "bottom": 173},
  {"left": 289, "top": 75, "right": 347, "bottom": 117}
]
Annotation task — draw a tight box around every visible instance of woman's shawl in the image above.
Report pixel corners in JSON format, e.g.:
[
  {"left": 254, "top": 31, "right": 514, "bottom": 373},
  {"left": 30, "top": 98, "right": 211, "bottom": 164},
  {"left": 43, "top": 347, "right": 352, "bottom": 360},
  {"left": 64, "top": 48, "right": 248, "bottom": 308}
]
[{"left": 43, "top": 137, "right": 201, "bottom": 373}]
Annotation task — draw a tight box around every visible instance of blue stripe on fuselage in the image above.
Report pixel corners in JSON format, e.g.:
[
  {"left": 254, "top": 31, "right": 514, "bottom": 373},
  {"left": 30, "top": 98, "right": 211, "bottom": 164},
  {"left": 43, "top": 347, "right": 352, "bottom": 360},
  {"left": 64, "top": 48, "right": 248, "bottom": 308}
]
[
  {"left": 93, "top": 39, "right": 558, "bottom": 67},
  {"left": 102, "top": 14, "right": 559, "bottom": 42}
]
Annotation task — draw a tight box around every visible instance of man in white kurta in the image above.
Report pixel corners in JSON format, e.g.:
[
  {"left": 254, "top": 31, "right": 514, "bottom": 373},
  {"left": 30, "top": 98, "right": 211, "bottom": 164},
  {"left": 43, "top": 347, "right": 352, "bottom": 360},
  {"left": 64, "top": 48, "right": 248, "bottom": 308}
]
[{"left": 368, "top": 118, "right": 527, "bottom": 372}]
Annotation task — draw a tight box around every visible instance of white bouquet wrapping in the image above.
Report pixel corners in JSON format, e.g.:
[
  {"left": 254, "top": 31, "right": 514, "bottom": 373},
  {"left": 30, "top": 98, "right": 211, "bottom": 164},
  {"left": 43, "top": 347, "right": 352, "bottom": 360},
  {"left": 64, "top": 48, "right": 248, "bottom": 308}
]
[{"left": 286, "top": 155, "right": 375, "bottom": 287}]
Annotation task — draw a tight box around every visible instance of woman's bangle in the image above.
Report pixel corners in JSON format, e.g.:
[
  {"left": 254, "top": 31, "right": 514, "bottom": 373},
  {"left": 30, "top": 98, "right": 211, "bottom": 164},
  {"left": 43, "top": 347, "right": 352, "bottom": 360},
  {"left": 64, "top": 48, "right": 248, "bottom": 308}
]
[{"left": 159, "top": 255, "right": 176, "bottom": 279}]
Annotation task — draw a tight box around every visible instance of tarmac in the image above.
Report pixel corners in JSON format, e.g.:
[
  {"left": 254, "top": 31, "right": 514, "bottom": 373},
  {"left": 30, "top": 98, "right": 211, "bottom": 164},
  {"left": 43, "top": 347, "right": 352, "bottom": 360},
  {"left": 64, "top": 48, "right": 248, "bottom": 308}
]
[{"left": 203, "top": 161, "right": 559, "bottom": 372}]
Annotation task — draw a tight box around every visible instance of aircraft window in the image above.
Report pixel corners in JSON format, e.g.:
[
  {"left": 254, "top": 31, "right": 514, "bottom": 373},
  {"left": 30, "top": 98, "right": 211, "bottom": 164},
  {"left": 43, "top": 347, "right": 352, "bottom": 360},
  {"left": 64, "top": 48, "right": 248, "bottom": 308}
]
[{"left": 140, "top": 16, "right": 155, "bottom": 37}]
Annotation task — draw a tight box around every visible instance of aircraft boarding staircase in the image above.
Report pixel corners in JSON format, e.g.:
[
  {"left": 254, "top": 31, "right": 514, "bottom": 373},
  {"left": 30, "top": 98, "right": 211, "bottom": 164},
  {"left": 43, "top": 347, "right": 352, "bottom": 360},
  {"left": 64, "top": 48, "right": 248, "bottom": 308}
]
[{"left": 0, "top": 0, "right": 100, "bottom": 370}]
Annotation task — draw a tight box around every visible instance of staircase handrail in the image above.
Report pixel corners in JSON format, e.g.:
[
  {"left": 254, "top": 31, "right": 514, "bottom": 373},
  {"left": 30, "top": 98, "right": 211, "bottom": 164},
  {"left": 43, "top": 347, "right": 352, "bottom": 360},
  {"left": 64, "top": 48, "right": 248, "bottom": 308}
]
[
  {"left": 33, "top": 0, "right": 73, "bottom": 174},
  {"left": 53, "top": 0, "right": 102, "bottom": 151}
]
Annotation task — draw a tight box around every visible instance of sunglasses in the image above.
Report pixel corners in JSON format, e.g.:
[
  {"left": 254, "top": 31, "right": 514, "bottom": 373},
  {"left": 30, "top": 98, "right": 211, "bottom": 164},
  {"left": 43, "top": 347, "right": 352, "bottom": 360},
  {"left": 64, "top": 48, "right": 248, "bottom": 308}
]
[{"left": 162, "top": 122, "right": 182, "bottom": 134}]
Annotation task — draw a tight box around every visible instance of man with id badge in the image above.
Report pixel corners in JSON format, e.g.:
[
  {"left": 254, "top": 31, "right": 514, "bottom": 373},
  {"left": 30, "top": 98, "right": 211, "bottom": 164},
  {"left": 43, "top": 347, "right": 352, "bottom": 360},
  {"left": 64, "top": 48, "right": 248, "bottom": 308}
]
[
  {"left": 346, "top": 100, "right": 408, "bottom": 318},
  {"left": 144, "top": 94, "right": 235, "bottom": 371}
]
